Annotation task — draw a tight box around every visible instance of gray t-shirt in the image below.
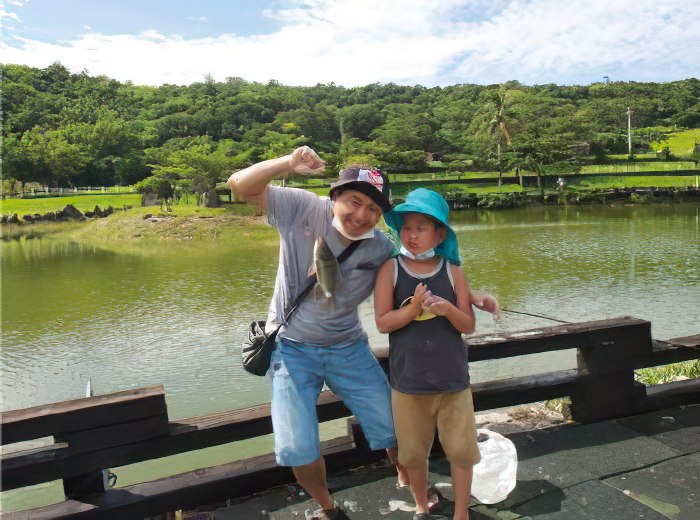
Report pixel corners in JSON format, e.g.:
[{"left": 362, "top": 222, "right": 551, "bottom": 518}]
[{"left": 266, "top": 186, "right": 394, "bottom": 347}]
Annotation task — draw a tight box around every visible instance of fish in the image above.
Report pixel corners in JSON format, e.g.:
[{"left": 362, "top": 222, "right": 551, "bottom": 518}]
[{"left": 309, "top": 237, "right": 340, "bottom": 299}]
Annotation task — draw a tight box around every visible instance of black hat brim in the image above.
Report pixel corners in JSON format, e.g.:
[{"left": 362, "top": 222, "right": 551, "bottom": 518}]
[{"left": 329, "top": 180, "right": 393, "bottom": 212}]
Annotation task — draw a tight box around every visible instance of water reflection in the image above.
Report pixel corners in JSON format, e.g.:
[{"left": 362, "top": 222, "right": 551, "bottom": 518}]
[{"left": 1, "top": 237, "right": 280, "bottom": 418}]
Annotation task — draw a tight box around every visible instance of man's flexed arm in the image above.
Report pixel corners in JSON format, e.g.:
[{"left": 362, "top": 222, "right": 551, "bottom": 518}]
[{"left": 227, "top": 146, "right": 325, "bottom": 212}]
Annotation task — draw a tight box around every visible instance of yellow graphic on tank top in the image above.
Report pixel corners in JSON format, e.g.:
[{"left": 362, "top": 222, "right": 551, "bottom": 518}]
[{"left": 399, "top": 296, "right": 438, "bottom": 321}]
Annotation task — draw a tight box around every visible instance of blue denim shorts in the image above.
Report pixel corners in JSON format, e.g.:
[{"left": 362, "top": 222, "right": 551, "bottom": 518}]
[{"left": 269, "top": 338, "right": 397, "bottom": 467}]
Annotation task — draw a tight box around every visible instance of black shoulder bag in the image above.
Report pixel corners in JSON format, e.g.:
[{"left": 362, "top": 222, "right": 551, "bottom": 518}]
[{"left": 241, "top": 239, "right": 362, "bottom": 376}]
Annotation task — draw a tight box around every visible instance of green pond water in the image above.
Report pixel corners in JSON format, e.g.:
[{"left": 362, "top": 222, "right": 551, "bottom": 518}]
[{"left": 1, "top": 203, "right": 699, "bottom": 511}]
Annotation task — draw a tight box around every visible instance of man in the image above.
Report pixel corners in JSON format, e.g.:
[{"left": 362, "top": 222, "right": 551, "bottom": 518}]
[
  {"left": 229, "top": 146, "right": 403, "bottom": 520},
  {"left": 229, "top": 147, "right": 498, "bottom": 519}
]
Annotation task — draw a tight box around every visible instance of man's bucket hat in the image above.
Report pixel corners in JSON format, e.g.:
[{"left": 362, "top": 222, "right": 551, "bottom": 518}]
[
  {"left": 384, "top": 188, "right": 461, "bottom": 265},
  {"left": 329, "top": 167, "right": 392, "bottom": 212}
]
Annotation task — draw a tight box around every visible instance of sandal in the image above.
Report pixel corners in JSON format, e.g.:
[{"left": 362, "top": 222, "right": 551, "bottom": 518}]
[
  {"left": 309, "top": 506, "right": 351, "bottom": 520},
  {"left": 427, "top": 486, "right": 443, "bottom": 512}
]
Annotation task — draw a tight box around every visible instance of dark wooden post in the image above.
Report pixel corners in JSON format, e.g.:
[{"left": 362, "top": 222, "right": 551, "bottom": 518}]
[
  {"left": 58, "top": 461, "right": 107, "bottom": 498},
  {"left": 570, "top": 320, "right": 652, "bottom": 422}
]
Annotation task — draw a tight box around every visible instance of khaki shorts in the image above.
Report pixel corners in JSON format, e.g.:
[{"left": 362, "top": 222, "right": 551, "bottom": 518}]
[{"left": 392, "top": 387, "right": 481, "bottom": 469}]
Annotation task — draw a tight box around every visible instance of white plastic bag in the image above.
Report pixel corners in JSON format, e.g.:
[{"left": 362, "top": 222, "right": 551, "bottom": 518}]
[{"left": 471, "top": 428, "right": 518, "bottom": 504}]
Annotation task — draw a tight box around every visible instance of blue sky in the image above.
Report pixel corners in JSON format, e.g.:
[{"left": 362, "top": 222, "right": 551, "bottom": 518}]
[
  {"left": 2, "top": 0, "right": 282, "bottom": 41},
  {"left": 2, "top": 0, "right": 699, "bottom": 87}
]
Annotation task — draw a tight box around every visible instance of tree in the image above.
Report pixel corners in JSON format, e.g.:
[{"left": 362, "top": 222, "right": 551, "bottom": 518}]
[
  {"left": 1, "top": 134, "right": 36, "bottom": 192},
  {"left": 135, "top": 175, "right": 174, "bottom": 209},
  {"left": 371, "top": 108, "right": 434, "bottom": 153},
  {"left": 489, "top": 85, "right": 513, "bottom": 187},
  {"left": 512, "top": 134, "right": 574, "bottom": 198},
  {"left": 45, "top": 133, "right": 89, "bottom": 186},
  {"left": 336, "top": 104, "right": 385, "bottom": 141},
  {"left": 259, "top": 126, "right": 304, "bottom": 161}
]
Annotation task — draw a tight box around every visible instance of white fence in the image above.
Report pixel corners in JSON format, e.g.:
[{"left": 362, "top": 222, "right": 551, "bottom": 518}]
[{"left": 16, "top": 186, "right": 135, "bottom": 196}]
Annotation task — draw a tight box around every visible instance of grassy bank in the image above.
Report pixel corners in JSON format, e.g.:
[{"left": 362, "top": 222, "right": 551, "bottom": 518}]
[
  {"left": 1, "top": 199, "right": 275, "bottom": 243},
  {"left": 569, "top": 175, "right": 698, "bottom": 189},
  {"left": 581, "top": 162, "right": 696, "bottom": 173},
  {"left": 1, "top": 194, "right": 143, "bottom": 215}
]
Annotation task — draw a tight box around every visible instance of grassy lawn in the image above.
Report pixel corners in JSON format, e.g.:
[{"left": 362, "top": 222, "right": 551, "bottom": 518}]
[
  {"left": 569, "top": 175, "right": 698, "bottom": 189},
  {"left": 0, "top": 194, "right": 268, "bottom": 216},
  {"left": 1, "top": 194, "right": 143, "bottom": 215},
  {"left": 62, "top": 204, "right": 272, "bottom": 244},
  {"left": 388, "top": 171, "right": 504, "bottom": 182},
  {"left": 0, "top": 193, "right": 270, "bottom": 241},
  {"left": 606, "top": 152, "right": 658, "bottom": 160},
  {"left": 1, "top": 199, "right": 270, "bottom": 242},
  {"left": 581, "top": 161, "right": 697, "bottom": 173},
  {"left": 392, "top": 183, "right": 524, "bottom": 198},
  {"left": 664, "top": 128, "right": 700, "bottom": 157}
]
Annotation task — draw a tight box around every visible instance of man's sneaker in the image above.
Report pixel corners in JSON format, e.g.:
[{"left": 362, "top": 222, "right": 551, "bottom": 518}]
[
  {"left": 309, "top": 506, "right": 351, "bottom": 520},
  {"left": 413, "top": 513, "right": 433, "bottom": 520}
]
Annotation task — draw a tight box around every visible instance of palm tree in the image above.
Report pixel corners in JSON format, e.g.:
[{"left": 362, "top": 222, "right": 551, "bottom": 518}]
[{"left": 489, "top": 85, "right": 512, "bottom": 188}]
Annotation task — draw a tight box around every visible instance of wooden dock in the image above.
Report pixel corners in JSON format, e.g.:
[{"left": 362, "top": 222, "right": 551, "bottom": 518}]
[{"left": 2, "top": 317, "right": 698, "bottom": 519}]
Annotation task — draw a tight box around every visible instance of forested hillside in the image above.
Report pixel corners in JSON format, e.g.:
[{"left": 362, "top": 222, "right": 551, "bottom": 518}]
[{"left": 2, "top": 62, "right": 699, "bottom": 198}]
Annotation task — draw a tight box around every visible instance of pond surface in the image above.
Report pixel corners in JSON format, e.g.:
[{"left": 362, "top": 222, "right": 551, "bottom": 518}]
[{"left": 2, "top": 203, "right": 699, "bottom": 510}]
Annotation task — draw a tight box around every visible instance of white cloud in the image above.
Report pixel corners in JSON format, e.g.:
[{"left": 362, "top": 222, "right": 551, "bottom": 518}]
[
  {"left": 1, "top": 0, "right": 698, "bottom": 87},
  {"left": 6, "top": 0, "right": 26, "bottom": 7},
  {"left": 0, "top": 8, "right": 22, "bottom": 22}
]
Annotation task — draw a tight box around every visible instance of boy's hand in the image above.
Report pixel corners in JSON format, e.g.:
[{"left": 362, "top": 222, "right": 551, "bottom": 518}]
[
  {"left": 401, "top": 283, "right": 431, "bottom": 314},
  {"left": 411, "top": 283, "right": 431, "bottom": 307},
  {"left": 288, "top": 146, "right": 325, "bottom": 174},
  {"left": 471, "top": 290, "right": 500, "bottom": 317},
  {"left": 423, "top": 294, "right": 452, "bottom": 317}
]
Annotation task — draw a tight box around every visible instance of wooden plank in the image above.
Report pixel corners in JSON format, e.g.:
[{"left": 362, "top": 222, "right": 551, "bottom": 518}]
[
  {"left": 371, "top": 317, "right": 652, "bottom": 361},
  {"left": 3, "top": 436, "right": 359, "bottom": 520},
  {"left": 471, "top": 369, "right": 590, "bottom": 411},
  {"left": 0, "top": 500, "right": 97, "bottom": 520},
  {"left": 644, "top": 378, "right": 700, "bottom": 410},
  {"left": 646, "top": 340, "right": 700, "bottom": 367},
  {"left": 58, "top": 415, "right": 170, "bottom": 454},
  {"left": 1, "top": 391, "right": 347, "bottom": 491},
  {"left": 0, "top": 386, "right": 167, "bottom": 445},
  {"left": 664, "top": 334, "right": 700, "bottom": 349},
  {"left": 470, "top": 317, "right": 650, "bottom": 361}
]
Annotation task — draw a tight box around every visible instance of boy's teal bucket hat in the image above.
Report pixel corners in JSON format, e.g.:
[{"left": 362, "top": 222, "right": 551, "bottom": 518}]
[{"left": 384, "top": 188, "right": 461, "bottom": 265}]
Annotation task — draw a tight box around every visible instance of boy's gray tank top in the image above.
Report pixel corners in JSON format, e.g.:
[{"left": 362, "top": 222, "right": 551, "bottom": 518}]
[{"left": 389, "top": 258, "right": 470, "bottom": 394}]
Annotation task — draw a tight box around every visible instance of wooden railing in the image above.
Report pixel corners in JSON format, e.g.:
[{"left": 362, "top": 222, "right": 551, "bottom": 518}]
[{"left": 1, "top": 316, "right": 698, "bottom": 519}]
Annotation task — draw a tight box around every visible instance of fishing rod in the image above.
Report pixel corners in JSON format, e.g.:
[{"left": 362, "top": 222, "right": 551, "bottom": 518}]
[{"left": 500, "top": 308, "right": 571, "bottom": 324}]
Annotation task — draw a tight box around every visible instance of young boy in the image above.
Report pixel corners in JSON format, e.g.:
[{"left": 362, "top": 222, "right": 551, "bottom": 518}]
[{"left": 374, "top": 188, "right": 481, "bottom": 520}]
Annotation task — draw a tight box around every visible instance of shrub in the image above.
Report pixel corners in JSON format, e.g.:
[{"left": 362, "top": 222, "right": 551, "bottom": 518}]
[{"left": 135, "top": 176, "right": 174, "bottom": 200}]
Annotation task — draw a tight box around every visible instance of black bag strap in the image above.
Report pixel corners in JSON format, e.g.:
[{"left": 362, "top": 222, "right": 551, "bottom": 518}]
[
  {"left": 273, "top": 239, "right": 363, "bottom": 333},
  {"left": 336, "top": 239, "right": 363, "bottom": 263}
]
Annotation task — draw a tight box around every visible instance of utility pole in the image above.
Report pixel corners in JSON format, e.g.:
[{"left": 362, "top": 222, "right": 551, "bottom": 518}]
[{"left": 626, "top": 107, "right": 633, "bottom": 159}]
